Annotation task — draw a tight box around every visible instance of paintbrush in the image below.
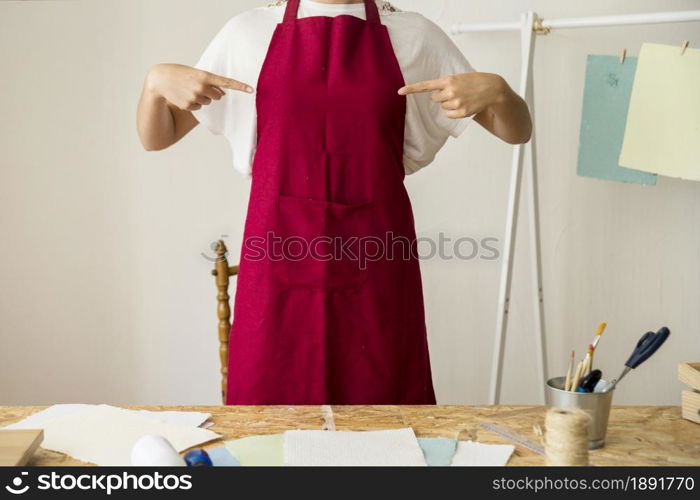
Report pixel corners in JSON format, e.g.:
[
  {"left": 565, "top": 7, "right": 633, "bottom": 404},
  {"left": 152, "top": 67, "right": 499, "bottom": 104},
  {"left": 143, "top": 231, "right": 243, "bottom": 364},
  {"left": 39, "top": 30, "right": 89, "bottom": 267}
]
[
  {"left": 571, "top": 359, "right": 585, "bottom": 392},
  {"left": 564, "top": 350, "right": 575, "bottom": 391},
  {"left": 581, "top": 344, "right": 594, "bottom": 376},
  {"left": 588, "top": 322, "right": 607, "bottom": 371}
]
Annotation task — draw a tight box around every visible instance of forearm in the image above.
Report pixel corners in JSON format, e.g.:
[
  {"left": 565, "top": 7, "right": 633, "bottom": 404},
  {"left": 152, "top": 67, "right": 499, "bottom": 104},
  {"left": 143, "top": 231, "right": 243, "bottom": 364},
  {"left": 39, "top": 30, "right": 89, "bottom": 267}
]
[
  {"left": 137, "top": 85, "right": 174, "bottom": 151},
  {"left": 137, "top": 83, "right": 197, "bottom": 151},
  {"left": 475, "top": 78, "right": 532, "bottom": 145},
  {"left": 136, "top": 63, "right": 252, "bottom": 152},
  {"left": 399, "top": 72, "right": 532, "bottom": 145}
]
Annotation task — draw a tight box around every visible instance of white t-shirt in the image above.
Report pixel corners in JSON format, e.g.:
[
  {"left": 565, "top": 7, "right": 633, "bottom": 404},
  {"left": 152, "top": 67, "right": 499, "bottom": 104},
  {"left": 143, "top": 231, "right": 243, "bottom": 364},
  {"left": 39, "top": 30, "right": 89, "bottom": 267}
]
[{"left": 193, "top": 0, "right": 476, "bottom": 178}]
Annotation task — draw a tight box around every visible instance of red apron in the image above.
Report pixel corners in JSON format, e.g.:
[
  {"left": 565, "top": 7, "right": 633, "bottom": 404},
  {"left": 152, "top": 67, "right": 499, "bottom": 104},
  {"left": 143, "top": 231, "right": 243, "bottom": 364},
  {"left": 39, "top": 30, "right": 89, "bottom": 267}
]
[{"left": 227, "top": 0, "right": 436, "bottom": 405}]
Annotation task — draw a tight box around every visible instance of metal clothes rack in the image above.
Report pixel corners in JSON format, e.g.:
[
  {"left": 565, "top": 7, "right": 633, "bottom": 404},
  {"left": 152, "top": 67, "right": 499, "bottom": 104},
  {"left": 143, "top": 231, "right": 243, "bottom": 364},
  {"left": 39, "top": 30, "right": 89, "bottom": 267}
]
[{"left": 451, "top": 10, "right": 700, "bottom": 404}]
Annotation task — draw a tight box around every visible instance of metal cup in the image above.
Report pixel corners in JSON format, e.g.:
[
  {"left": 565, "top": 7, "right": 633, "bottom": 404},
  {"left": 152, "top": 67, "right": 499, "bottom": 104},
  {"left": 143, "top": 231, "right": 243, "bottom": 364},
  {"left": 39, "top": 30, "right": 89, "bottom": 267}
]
[{"left": 545, "top": 376, "right": 614, "bottom": 449}]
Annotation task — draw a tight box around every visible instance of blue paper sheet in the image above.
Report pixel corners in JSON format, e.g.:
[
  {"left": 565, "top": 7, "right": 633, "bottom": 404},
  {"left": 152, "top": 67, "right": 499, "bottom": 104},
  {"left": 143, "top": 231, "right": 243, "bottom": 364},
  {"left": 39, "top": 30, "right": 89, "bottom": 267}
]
[
  {"left": 577, "top": 55, "right": 656, "bottom": 185},
  {"left": 417, "top": 437, "right": 457, "bottom": 466},
  {"left": 208, "top": 446, "right": 240, "bottom": 467}
]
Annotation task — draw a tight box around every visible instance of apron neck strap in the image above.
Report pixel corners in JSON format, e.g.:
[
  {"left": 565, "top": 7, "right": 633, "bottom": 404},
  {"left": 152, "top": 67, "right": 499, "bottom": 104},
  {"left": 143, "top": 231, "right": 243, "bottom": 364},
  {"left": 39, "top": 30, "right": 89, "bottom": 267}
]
[{"left": 283, "top": 0, "right": 381, "bottom": 24}]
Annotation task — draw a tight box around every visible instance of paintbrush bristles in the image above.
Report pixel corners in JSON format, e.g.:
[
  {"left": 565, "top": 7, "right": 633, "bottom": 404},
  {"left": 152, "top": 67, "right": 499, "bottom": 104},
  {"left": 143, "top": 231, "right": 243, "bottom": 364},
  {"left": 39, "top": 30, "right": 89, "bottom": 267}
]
[
  {"left": 592, "top": 322, "right": 607, "bottom": 349},
  {"left": 564, "top": 322, "right": 607, "bottom": 391}
]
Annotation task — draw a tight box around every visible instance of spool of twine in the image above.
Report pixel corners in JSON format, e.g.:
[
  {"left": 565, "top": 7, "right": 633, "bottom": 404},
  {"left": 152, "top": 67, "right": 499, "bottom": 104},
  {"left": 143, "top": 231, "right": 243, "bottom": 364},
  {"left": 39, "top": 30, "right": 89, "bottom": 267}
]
[{"left": 544, "top": 407, "right": 591, "bottom": 466}]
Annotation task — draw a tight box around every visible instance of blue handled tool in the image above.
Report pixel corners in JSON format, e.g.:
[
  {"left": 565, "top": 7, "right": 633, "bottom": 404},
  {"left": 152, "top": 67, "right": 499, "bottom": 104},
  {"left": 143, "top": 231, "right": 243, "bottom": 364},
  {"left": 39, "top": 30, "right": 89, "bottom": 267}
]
[
  {"left": 576, "top": 369, "right": 602, "bottom": 392},
  {"left": 184, "top": 449, "right": 213, "bottom": 467},
  {"left": 597, "top": 327, "right": 670, "bottom": 393}
]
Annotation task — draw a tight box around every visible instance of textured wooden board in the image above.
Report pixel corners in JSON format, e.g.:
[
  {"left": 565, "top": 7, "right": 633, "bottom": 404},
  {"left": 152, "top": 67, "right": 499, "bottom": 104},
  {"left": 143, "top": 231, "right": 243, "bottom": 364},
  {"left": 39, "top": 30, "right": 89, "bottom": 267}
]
[
  {"left": 678, "top": 362, "right": 700, "bottom": 391},
  {"left": 0, "top": 405, "right": 698, "bottom": 466},
  {"left": 0, "top": 429, "right": 44, "bottom": 466},
  {"left": 681, "top": 390, "right": 700, "bottom": 425}
]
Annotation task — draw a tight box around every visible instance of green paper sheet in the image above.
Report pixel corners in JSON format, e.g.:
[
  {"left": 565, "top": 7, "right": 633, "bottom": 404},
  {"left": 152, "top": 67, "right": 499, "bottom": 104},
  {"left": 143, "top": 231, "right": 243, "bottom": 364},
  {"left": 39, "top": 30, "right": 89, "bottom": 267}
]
[
  {"left": 577, "top": 55, "right": 656, "bottom": 185},
  {"left": 418, "top": 437, "right": 457, "bottom": 466},
  {"left": 224, "top": 434, "right": 283, "bottom": 466},
  {"left": 619, "top": 43, "right": 700, "bottom": 181}
]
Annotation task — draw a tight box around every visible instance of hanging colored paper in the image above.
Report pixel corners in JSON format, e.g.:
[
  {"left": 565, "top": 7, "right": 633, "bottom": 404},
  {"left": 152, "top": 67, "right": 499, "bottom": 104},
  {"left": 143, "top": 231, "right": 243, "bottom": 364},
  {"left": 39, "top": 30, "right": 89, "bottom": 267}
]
[
  {"left": 577, "top": 55, "right": 656, "bottom": 185},
  {"left": 619, "top": 43, "right": 700, "bottom": 181}
]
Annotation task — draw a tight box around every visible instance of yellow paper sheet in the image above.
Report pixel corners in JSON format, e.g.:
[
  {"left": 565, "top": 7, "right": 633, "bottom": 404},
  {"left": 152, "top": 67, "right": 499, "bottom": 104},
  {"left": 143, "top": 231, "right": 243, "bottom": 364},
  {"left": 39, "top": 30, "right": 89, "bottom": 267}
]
[
  {"left": 39, "top": 405, "right": 221, "bottom": 466},
  {"left": 619, "top": 43, "right": 700, "bottom": 181},
  {"left": 224, "top": 434, "right": 283, "bottom": 466}
]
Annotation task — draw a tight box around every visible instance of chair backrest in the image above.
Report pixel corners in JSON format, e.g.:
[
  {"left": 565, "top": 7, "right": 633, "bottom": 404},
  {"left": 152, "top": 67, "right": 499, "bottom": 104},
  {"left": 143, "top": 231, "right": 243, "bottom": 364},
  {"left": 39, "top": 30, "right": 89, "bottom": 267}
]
[{"left": 211, "top": 240, "right": 238, "bottom": 404}]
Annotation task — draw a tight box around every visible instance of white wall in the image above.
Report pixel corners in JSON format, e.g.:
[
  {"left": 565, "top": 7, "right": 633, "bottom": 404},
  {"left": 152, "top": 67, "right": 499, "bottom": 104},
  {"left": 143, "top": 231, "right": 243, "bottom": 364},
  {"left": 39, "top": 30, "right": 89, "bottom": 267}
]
[{"left": 1, "top": 0, "right": 698, "bottom": 406}]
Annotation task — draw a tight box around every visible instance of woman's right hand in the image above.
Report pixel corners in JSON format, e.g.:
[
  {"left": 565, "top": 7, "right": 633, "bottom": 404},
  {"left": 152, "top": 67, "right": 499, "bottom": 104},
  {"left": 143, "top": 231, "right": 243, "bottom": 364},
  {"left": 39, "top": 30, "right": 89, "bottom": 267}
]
[{"left": 145, "top": 63, "right": 254, "bottom": 111}]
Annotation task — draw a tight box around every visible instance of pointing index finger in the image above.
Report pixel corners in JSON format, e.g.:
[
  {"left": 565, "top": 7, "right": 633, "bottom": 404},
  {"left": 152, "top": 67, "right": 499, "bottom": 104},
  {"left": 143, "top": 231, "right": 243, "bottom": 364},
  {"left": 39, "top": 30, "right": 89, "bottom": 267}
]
[
  {"left": 398, "top": 79, "right": 445, "bottom": 96},
  {"left": 206, "top": 73, "right": 254, "bottom": 93}
]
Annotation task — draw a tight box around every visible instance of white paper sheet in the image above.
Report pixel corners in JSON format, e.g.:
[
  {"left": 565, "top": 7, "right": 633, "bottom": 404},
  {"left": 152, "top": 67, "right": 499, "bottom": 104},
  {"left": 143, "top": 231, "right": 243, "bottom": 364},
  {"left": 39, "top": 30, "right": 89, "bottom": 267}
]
[
  {"left": 129, "top": 408, "right": 212, "bottom": 428},
  {"left": 4, "top": 404, "right": 211, "bottom": 430},
  {"left": 451, "top": 440, "right": 515, "bottom": 466},
  {"left": 36, "top": 405, "right": 220, "bottom": 466},
  {"left": 283, "top": 428, "right": 426, "bottom": 466}
]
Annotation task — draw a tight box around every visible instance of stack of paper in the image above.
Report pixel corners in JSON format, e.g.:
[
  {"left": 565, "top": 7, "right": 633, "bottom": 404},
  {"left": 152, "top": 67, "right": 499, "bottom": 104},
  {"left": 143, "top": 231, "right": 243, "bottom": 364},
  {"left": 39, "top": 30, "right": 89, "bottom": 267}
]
[
  {"left": 4, "top": 404, "right": 220, "bottom": 466},
  {"left": 4, "top": 404, "right": 212, "bottom": 430},
  {"left": 8, "top": 407, "right": 516, "bottom": 466},
  {"left": 252, "top": 428, "right": 515, "bottom": 467}
]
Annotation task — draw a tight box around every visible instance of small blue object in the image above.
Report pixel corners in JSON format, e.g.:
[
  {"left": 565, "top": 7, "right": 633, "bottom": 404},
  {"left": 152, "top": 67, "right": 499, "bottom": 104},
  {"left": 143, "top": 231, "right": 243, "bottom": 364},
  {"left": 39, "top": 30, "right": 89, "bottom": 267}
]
[{"left": 184, "top": 449, "right": 213, "bottom": 467}]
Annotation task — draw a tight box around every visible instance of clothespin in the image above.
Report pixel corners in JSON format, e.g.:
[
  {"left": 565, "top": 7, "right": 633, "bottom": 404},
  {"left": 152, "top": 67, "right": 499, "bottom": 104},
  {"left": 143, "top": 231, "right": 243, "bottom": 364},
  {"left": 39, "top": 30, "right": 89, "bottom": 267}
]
[
  {"left": 619, "top": 48, "right": 626, "bottom": 64},
  {"left": 680, "top": 40, "right": 689, "bottom": 55},
  {"left": 533, "top": 15, "right": 550, "bottom": 35}
]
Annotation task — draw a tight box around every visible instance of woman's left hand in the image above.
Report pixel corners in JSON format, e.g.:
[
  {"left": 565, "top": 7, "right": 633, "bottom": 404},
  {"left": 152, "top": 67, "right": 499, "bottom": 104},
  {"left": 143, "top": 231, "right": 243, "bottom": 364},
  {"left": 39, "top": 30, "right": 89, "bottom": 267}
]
[
  {"left": 399, "top": 72, "right": 532, "bottom": 144},
  {"left": 398, "top": 72, "right": 507, "bottom": 119}
]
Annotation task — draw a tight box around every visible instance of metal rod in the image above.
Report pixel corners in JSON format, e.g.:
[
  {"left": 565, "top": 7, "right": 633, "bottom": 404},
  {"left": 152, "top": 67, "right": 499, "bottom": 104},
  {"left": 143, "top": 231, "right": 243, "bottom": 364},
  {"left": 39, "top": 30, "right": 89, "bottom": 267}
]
[
  {"left": 452, "top": 21, "right": 521, "bottom": 34},
  {"left": 524, "top": 77, "right": 548, "bottom": 404},
  {"left": 452, "top": 9, "right": 700, "bottom": 34},
  {"left": 489, "top": 11, "right": 537, "bottom": 405}
]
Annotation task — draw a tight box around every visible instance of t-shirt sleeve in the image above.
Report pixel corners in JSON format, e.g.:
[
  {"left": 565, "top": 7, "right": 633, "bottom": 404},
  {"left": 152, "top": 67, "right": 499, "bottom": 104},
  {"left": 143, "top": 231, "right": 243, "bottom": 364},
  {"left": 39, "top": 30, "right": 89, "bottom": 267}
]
[
  {"left": 401, "top": 15, "right": 477, "bottom": 174},
  {"left": 191, "top": 21, "right": 236, "bottom": 138}
]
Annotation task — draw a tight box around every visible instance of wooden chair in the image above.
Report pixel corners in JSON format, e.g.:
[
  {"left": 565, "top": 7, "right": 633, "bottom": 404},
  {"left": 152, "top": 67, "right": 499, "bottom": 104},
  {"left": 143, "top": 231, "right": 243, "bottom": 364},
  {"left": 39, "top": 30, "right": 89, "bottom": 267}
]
[{"left": 211, "top": 240, "right": 239, "bottom": 404}]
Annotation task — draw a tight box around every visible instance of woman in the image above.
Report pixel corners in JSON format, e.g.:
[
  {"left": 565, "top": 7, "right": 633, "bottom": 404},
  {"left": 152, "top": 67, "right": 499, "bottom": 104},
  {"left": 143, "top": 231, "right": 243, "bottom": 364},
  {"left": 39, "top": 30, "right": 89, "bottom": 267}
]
[{"left": 137, "top": 0, "right": 531, "bottom": 405}]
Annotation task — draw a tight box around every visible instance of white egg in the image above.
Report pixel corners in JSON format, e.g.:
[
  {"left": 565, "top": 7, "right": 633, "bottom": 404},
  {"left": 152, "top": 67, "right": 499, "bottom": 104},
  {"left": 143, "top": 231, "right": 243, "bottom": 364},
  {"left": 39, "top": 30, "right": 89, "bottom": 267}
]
[{"left": 130, "top": 435, "right": 186, "bottom": 466}]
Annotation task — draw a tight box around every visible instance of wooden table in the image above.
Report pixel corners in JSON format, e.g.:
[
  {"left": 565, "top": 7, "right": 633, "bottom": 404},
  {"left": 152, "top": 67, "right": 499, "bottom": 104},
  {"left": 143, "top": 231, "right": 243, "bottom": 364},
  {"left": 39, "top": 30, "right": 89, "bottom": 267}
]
[{"left": 1, "top": 405, "right": 699, "bottom": 466}]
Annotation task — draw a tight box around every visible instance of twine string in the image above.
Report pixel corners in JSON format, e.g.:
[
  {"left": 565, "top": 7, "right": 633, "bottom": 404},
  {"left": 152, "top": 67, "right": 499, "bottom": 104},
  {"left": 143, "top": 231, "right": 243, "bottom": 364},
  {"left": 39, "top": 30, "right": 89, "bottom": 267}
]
[{"left": 544, "top": 407, "right": 590, "bottom": 466}]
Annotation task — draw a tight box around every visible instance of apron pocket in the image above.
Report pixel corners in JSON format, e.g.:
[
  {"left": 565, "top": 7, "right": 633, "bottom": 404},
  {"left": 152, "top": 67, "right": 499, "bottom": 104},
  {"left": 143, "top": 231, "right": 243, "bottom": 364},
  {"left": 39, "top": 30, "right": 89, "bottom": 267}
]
[{"left": 275, "top": 194, "right": 373, "bottom": 291}]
